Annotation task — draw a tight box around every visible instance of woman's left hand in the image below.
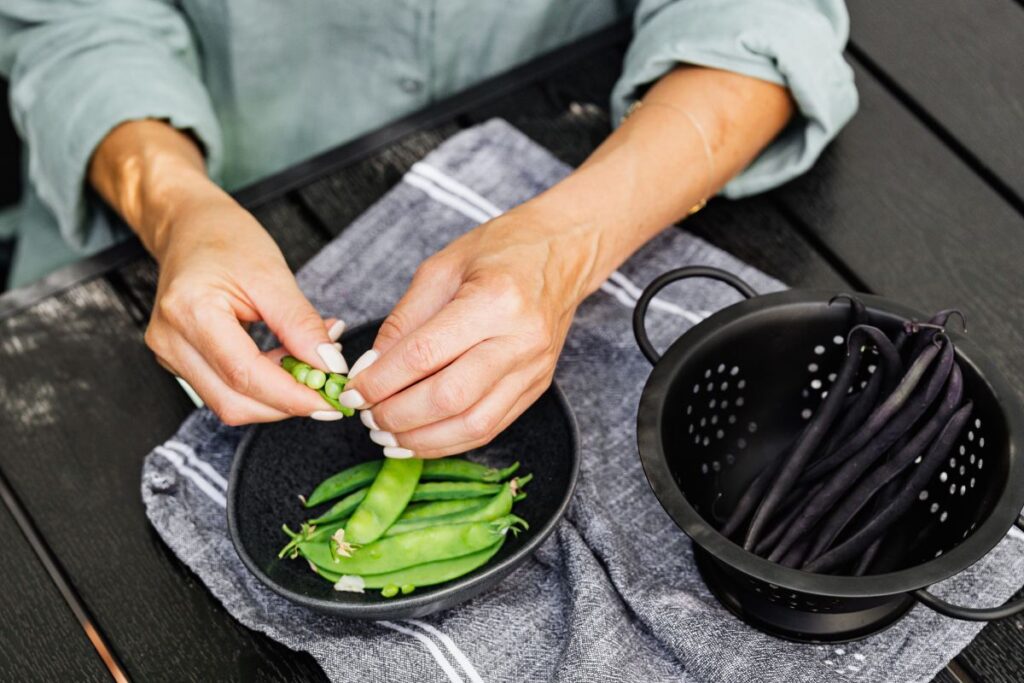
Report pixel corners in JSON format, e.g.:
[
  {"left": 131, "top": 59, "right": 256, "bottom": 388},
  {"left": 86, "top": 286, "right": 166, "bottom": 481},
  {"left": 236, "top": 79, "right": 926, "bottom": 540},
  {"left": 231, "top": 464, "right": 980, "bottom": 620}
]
[{"left": 338, "top": 204, "right": 598, "bottom": 458}]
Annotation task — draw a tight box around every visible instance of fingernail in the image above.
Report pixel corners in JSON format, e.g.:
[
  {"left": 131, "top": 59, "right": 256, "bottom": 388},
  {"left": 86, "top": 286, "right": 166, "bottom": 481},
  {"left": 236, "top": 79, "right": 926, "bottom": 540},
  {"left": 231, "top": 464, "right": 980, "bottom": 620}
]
[
  {"left": 328, "top": 320, "right": 346, "bottom": 341},
  {"left": 339, "top": 389, "right": 368, "bottom": 409},
  {"left": 317, "top": 343, "right": 349, "bottom": 374},
  {"left": 333, "top": 342, "right": 342, "bottom": 351},
  {"left": 311, "top": 410, "right": 344, "bottom": 421},
  {"left": 384, "top": 446, "right": 414, "bottom": 459},
  {"left": 360, "top": 410, "right": 380, "bottom": 430},
  {"left": 348, "top": 349, "right": 379, "bottom": 379},
  {"left": 369, "top": 430, "right": 398, "bottom": 447}
]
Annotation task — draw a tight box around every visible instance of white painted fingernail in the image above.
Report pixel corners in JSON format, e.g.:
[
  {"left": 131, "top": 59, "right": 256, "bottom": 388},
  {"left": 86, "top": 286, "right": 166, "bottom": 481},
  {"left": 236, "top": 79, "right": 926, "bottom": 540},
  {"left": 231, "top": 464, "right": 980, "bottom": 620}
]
[
  {"left": 317, "top": 343, "right": 349, "bottom": 374},
  {"left": 348, "top": 349, "right": 379, "bottom": 378},
  {"left": 333, "top": 342, "right": 342, "bottom": 351},
  {"left": 311, "top": 410, "right": 344, "bottom": 421},
  {"left": 384, "top": 446, "right": 414, "bottom": 459},
  {"left": 327, "top": 320, "right": 347, "bottom": 341},
  {"left": 369, "top": 430, "right": 398, "bottom": 447},
  {"left": 360, "top": 410, "right": 380, "bottom": 430},
  {"left": 339, "top": 389, "right": 368, "bottom": 409}
]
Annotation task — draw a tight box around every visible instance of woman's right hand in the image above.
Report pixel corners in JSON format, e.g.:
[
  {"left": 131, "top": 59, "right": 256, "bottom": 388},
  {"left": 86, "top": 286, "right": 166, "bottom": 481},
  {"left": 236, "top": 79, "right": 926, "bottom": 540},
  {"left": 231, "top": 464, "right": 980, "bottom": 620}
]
[{"left": 89, "top": 120, "right": 347, "bottom": 425}]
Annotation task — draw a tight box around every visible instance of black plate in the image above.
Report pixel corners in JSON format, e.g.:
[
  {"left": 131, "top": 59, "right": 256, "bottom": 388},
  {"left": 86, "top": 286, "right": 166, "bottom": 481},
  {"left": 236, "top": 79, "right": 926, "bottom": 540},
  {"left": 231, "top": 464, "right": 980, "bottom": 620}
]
[{"left": 227, "top": 319, "right": 580, "bottom": 619}]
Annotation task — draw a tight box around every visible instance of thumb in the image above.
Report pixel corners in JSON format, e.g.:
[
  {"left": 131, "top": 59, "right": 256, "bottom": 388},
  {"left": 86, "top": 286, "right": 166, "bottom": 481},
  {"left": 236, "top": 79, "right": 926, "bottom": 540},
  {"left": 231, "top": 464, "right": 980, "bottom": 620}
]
[{"left": 254, "top": 279, "right": 348, "bottom": 375}]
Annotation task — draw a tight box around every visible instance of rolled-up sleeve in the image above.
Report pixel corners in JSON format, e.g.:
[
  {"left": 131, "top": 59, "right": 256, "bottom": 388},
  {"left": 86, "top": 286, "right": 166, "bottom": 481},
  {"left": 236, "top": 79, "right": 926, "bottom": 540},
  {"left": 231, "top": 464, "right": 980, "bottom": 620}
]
[
  {"left": 612, "top": 0, "right": 857, "bottom": 198},
  {"left": 0, "top": 0, "right": 223, "bottom": 250}
]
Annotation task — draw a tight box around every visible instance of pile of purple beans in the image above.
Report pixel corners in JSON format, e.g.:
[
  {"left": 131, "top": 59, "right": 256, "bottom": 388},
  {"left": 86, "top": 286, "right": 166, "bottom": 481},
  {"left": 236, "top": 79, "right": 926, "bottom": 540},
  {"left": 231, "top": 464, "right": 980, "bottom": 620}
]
[{"left": 720, "top": 296, "right": 972, "bottom": 575}]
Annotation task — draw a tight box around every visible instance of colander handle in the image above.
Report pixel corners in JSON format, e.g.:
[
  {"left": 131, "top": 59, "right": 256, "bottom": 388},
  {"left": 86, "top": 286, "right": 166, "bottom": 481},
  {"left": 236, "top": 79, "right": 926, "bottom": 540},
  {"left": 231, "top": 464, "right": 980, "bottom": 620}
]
[
  {"left": 633, "top": 266, "right": 758, "bottom": 364},
  {"left": 912, "top": 514, "right": 1024, "bottom": 621}
]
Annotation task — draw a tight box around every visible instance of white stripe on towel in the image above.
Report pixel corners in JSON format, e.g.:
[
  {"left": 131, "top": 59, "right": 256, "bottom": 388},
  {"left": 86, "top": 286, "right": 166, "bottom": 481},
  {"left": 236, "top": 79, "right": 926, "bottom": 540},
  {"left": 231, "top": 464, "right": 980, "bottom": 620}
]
[
  {"left": 406, "top": 163, "right": 704, "bottom": 324},
  {"left": 404, "top": 619, "right": 485, "bottom": 683},
  {"left": 163, "top": 440, "right": 229, "bottom": 490},
  {"left": 153, "top": 446, "right": 227, "bottom": 508},
  {"left": 378, "top": 621, "right": 465, "bottom": 683}
]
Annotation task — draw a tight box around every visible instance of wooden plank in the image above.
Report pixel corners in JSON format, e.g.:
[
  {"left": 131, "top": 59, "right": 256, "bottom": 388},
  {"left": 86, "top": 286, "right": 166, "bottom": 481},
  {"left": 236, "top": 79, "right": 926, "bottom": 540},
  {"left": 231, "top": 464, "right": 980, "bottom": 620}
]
[
  {"left": 849, "top": 0, "right": 1024, "bottom": 206},
  {"left": 0, "top": 279, "right": 326, "bottom": 681},
  {"left": 772, "top": 61, "right": 1024, "bottom": 678},
  {"left": 0, "top": 503, "right": 108, "bottom": 681}
]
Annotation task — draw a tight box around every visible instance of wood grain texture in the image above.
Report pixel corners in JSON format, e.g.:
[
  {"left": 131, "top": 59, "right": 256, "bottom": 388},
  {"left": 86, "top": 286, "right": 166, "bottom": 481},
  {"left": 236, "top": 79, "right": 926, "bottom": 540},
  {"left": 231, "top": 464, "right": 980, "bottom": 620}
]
[
  {"left": 849, "top": 0, "right": 1024, "bottom": 203},
  {"left": 0, "top": 506, "right": 108, "bottom": 681},
  {"left": 0, "top": 279, "right": 327, "bottom": 681}
]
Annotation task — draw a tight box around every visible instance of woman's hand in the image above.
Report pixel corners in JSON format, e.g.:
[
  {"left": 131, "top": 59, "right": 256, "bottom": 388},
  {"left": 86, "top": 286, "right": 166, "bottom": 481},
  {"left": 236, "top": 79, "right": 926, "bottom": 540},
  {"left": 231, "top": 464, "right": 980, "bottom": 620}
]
[
  {"left": 339, "top": 205, "right": 599, "bottom": 458},
  {"left": 146, "top": 189, "right": 349, "bottom": 425},
  {"left": 89, "top": 120, "right": 348, "bottom": 425}
]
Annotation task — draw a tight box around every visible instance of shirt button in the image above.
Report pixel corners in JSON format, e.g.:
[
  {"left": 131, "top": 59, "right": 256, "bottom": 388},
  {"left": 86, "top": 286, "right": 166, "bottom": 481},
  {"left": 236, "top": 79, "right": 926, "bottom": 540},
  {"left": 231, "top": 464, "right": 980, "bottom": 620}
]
[{"left": 400, "top": 78, "right": 423, "bottom": 94}]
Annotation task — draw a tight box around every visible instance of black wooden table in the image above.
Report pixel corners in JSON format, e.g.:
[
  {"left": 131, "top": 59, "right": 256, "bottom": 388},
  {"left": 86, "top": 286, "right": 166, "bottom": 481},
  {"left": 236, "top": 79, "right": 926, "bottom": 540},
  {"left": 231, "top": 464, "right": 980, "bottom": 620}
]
[{"left": 2, "top": 7, "right": 1023, "bottom": 681}]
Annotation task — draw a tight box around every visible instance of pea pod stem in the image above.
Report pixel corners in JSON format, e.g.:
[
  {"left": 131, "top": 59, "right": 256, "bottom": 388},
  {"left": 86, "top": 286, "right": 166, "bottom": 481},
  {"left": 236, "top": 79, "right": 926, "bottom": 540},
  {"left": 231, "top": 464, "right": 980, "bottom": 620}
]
[
  {"left": 803, "top": 364, "right": 963, "bottom": 563},
  {"left": 769, "top": 338, "right": 954, "bottom": 563},
  {"left": 803, "top": 402, "right": 973, "bottom": 573},
  {"left": 743, "top": 327, "right": 869, "bottom": 549}
]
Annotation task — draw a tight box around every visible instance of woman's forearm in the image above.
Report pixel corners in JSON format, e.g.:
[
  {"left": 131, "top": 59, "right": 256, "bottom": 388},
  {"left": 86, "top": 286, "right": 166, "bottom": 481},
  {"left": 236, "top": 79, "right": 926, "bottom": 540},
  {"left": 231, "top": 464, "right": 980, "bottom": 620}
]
[
  {"left": 88, "top": 119, "right": 225, "bottom": 261},
  {"left": 526, "top": 66, "right": 794, "bottom": 296}
]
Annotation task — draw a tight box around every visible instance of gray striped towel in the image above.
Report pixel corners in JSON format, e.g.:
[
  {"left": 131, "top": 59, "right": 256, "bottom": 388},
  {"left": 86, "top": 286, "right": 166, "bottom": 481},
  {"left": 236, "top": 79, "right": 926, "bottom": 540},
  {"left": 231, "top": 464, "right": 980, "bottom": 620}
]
[{"left": 142, "top": 119, "right": 1024, "bottom": 683}]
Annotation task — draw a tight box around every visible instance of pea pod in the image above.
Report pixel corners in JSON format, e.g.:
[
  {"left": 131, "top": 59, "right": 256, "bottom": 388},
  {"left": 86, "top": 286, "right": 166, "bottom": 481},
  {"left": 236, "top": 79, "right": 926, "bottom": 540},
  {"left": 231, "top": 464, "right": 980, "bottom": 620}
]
[
  {"left": 410, "top": 474, "right": 532, "bottom": 502},
  {"left": 334, "top": 540, "right": 506, "bottom": 594},
  {"left": 421, "top": 458, "right": 520, "bottom": 483},
  {"left": 281, "top": 356, "right": 354, "bottom": 418},
  {"left": 345, "top": 457, "right": 424, "bottom": 545},
  {"left": 307, "top": 488, "right": 368, "bottom": 526},
  {"left": 384, "top": 481, "right": 514, "bottom": 537},
  {"left": 300, "top": 515, "right": 526, "bottom": 576},
  {"left": 399, "top": 497, "right": 491, "bottom": 522},
  {"left": 304, "top": 460, "right": 383, "bottom": 508}
]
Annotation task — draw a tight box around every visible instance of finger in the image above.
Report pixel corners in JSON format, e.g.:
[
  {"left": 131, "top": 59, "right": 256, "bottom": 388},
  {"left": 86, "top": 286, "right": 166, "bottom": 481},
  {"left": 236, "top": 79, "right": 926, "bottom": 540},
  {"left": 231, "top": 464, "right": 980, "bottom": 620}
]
[
  {"left": 341, "top": 297, "right": 490, "bottom": 410},
  {"left": 249, "top": 277, "right": 348, "bottom": 374},
  {"left": 153, "top": 338, "right": 292, "bottom": 425},
  {"left": 389, "top": 368, "right": 551, "bottom": 459},
  {"left": 188, "top": 303, "right": 341, "bottom": 417},
  {"left": 346, "top": 259, "right": 460, "bottom": 382},
  {"left": 263, "top": 315, "right": 344, "bottom": 365},
  {"left": 371, "top": 259, "right": 461, "bottom": 356},
  {"left": 367, "top": 337, "right": 522, "bottom": 435}
]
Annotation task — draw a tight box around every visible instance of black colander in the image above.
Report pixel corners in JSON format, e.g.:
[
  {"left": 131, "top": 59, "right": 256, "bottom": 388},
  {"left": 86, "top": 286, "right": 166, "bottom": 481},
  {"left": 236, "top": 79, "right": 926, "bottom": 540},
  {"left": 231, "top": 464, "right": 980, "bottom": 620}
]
[{"left": 633, "top": 266, "right": 1024, "bottom": 642}]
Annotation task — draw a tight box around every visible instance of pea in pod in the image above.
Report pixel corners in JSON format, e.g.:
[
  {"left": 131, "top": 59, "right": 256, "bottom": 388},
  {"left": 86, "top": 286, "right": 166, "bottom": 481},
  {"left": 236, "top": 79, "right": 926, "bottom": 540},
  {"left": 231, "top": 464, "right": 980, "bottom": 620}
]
[
  {"left": 345, "top": 457, "right": 424, "bottom": 545},
  {"left": 281, "top": 355, "right": 354, "bottom": 418},
  {"left": 331, "top": 540, "right": 507, "bottom": 595},
  {"left": 384, "top": 480, "right": 514, "bottom": 537},
  {"left": 299, "top": 515, "right": 527, "bottom": 576},
  {"left": 420, "top": 458, "right": 520, "bottom": 483}
]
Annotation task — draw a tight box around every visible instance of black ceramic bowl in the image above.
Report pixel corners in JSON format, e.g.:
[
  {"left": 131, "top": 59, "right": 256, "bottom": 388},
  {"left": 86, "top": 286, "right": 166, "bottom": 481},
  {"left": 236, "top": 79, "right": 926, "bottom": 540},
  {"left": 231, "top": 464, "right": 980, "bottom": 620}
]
[{"left": 227, "top": 320, "right": 580, "bottom": 619}]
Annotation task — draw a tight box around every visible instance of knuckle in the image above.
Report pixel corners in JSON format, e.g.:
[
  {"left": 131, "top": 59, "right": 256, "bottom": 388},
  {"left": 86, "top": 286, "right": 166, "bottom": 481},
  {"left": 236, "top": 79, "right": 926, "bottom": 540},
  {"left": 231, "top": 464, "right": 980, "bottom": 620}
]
[
  {"left": 415, "top": 256, "right": 452, "bottom": 283},
  {"left": 211, "top": 400, "right": 245, "bottom": 427},
  {"left": 402, "top": 335, "right": 439, "bottom": 374},
  {"left": 431, "top": 379, "right": 469, "bottom": 416},
  {"left": 376, "top": 314, "right": 406, "bottom": 346},
  {"left": 156, "top": 288, "right": 192, "bottom": 328},
  {"left": 462, "top": 406, "right": 498, "bottom": 441},
  {"left": 221, "top": 358, "right": 252, "bottom": 394},
  {"left": 486, "top": 273, "right": 529, "bottom": 313}
]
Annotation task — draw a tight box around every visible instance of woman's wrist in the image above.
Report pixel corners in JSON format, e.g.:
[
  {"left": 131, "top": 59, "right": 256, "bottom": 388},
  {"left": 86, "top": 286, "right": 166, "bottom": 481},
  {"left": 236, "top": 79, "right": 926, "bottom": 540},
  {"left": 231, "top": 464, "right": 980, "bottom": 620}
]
[{"left": 88, "top": 119, "right": 226, "bottom": 261}]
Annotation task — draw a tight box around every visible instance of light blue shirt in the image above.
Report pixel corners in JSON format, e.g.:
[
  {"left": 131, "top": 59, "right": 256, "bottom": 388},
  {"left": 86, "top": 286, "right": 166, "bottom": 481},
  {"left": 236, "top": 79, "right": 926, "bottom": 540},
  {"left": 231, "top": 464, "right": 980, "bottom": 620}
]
[{"left": 0, "top": 0, "right": 857, "bottom": 287}]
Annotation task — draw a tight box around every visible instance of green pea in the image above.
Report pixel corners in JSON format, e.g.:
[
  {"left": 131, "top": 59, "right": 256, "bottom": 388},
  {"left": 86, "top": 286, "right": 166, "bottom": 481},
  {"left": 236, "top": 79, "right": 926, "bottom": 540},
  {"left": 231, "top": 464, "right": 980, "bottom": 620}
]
[
  {"left": 305, "top": 369, "right": 327, "bottom": 389},
  {"left": 420, "top": 458, "right": 520, "bottom": 483},
  {"left": 302, "top": 515, "right": 526, "bottom": 576},
  {"left": 281, "top": 356, "right": 300, "bottom": 373},
  {"left": 381, "top": 584, "right": 399, "bottom": 598},
  {"left": 384, "top": 481, "right": 514, "bottom": 537},
  {"left": 323, "top": 379, "right": 344, "bottom": 399},
  {"left": 400, "top": 584, "right": 415, "bottom": 595},
  {"left": 399, "top": 497, "right": 490, "bottom": 521},
  {"left": 345, "top": 458, "right": 423, "bottom": 545},
  {"left": 339, "top": 540, "right": 506, "bottom": 590},
  {"left": 304, "top": 460, "right": 383, "bottom": 508},
  {"left": 307, "top": 488, "right": 368, "bottom": 526},
  {"left": 292, "top": 365, "right": 311, "bottom": 384}
]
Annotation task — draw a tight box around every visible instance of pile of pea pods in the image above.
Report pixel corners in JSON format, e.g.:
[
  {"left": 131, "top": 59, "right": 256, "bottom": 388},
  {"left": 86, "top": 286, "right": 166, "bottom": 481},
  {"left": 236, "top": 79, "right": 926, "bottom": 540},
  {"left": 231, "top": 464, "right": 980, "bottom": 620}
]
[{"left": 279, "top": 455, "right": 530, "bottom": 597}]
